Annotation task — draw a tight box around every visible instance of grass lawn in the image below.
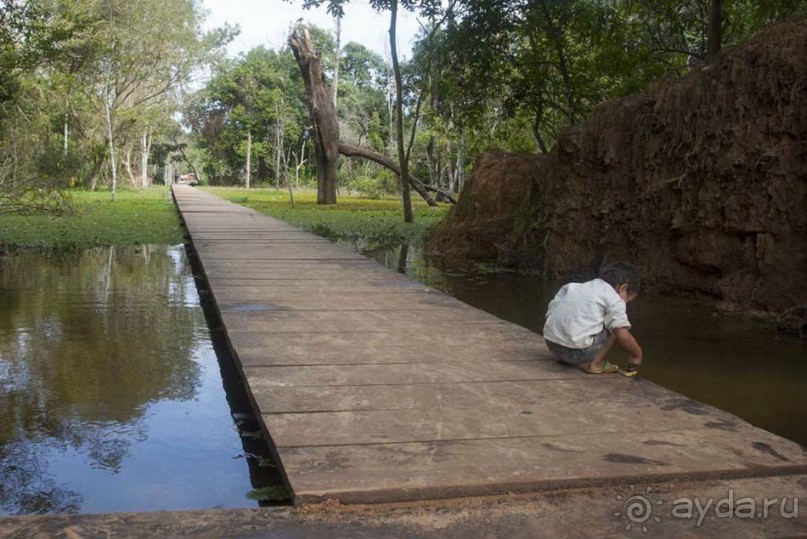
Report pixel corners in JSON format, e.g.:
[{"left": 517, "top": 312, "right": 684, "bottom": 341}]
[
  {"left": 0, "top": 186, "right": 450, "bottom": 250},
  {"left": 0, "top": 188, "right": 184, "bottom": 250},
  {"left": 204, "top": 187, "right": 450, "bottom": 247}
]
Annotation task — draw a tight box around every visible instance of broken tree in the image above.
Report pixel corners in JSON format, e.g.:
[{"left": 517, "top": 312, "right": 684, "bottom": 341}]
[
  {"left": 288, "top": 28, "right": 453, "bottom": 207},
  {"left": 290, "top": 28, "right": 340, "bottom": 204}
]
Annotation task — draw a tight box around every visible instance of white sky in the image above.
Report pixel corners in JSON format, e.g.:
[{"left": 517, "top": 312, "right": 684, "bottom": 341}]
[{"left": 201, "top": 0, "right": 423, "bottom": 60}]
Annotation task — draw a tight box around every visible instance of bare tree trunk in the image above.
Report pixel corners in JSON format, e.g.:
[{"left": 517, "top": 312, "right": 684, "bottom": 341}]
[
  {"left": 10, "top": 127, "right": 18, "bottom": 189},
  {"left": 396, "top": 243, "right": 409, "bottom": 274},
  {"left": 104, "top": 92, "right": 117, "bottom": 202},
  {"left": 289, "top": 29, "right": 339, "bottom": 204},
  {"left": 387, "top": 71, "right": 395, "bottom": 158},
  {"left": 295, "top": 136, "right": 306, "bottom": 189},
  {"left": 532, "top": 103, "right": 549, "bottom": 154},
  {"left": 455, "top": 133, "right": 465, "bottom": 193},
  {"left": 333, "top": 16, "right": 341, "bottom": 109},
  {"left": 446, "top": 137, "right": 457, "bottom": 194},
  {"left": 124, "top": 147, "right": 136, "bottom": 186},
  {"left": 140, "top": 131, "right": 150, "bottom": 188},
  {"left": 707, "top": 0, "right": 722, "bottom": 60},
  {"left": 245, "top": 129, "right": 252, "bottom": 189},
  {"left": 63, "top": 112, "right": 69, "bottom": 156},
  {"left": 286, "top": 148, "right": 296, "bottom": 208},
  {"left": 389, "top": 0, "right": 413, "bottom": 223},
  {"left": 274, "top": 100, "right": 287, "bottom": 190},
  {"left": 425, "top": 136, "right": 436, "bottom": 184},
  {"left": 88, "top": 154, "right": 104, "bottom": 192}
]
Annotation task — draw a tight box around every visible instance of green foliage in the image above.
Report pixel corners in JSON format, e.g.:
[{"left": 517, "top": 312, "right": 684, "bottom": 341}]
[
  {"left": 347, "top": 176, "right": 384, "bottom": 198},
  {"left": 419, "top": 0, "right": 807, "bottom": 156},
  {"left": 1, "top": 0, "right": 232, "bottom": 207},
  {"left": 245, "top": 486, "right": 291, "bottom": 502},
  {"left": 338, "top": 41, "right": 391, "bottom": 153},
  {"left": 205, "top": 187, "right": 449, "bottom": 248},
  {"left": 188, "top": 45, "right": 309, "bottom": 186},
  {"left": 0, "top": 188, "right": 183, "bottom": 249}
]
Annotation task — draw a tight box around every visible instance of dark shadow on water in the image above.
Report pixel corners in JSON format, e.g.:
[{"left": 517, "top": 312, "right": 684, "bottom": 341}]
[
  {"left": 184, "top": 243, "right": 288, "bottom": 506},
  {"left": 361, "top": 242, "right": 807, "bottom": 448}
]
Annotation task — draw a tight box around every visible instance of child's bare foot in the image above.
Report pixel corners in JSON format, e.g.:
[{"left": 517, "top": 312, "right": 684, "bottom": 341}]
[{"left": 585, "top": 360, "right": 619, "bottom": 374}]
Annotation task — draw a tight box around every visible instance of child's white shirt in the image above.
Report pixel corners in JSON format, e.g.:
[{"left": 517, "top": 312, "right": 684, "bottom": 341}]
[{"left": 543, "top": 278, "right": 631, "bottom": 349}]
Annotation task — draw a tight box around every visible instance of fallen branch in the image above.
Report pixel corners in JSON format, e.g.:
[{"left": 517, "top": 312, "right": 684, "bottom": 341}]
[{"left": 338, "top": 143, "right": 456, "bottom": 205}]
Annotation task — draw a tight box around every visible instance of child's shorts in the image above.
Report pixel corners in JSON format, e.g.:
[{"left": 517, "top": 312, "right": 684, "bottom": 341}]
[{"left": 546, "top": 329, "right": 610, "bottom": 366}]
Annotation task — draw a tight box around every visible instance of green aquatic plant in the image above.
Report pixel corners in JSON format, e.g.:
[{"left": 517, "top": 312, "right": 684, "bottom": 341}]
[
  {"left": 204, "top": 187, "right": 449, "bottom": 248},
  {"left": 0, "top": 188, "right": 183, "bottom": 250},
  {"left": 246, "top": 485, "right": 291, "bottom": 502}
]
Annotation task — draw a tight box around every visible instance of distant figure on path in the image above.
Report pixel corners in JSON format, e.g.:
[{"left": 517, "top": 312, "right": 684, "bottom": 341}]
[{"left": 543, "top": 262, "right": 643, "bottom": 374}]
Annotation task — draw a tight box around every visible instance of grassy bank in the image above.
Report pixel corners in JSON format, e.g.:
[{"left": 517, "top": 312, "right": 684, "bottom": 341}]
[
  {"left": 0, "top": 188, "right": 183, "bottom": 250},
  {"left": 204, "top": 187, "right": 450, "bottom": 247}
]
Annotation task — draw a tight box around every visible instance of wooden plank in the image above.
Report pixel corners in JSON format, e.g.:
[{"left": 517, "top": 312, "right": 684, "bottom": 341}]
[{"left": 172, "top": 185, "right": 807, "bottom": 507}]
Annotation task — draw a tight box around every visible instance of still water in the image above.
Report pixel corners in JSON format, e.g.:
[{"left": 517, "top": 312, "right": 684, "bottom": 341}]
[
  {"left": 365, "top": 243, "right": 807, "bottom": 448},
  {"left": 0, "top": 245, "right": 276, "bottom": 515}
]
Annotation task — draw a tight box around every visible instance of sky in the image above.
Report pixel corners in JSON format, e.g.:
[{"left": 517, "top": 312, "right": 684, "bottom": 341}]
[{"left": 201, "top": 0, "right": 423, "bottom": 60}]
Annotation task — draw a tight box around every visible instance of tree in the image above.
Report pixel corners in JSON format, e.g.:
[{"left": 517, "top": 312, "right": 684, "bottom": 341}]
[
  {"left": 707, "top": 0, "right": 721, "bottom": 59},
  {"left": 289, "top": 28, "right": 452, "bottom": 207},
  {"left": 289, "top": 29, "right": 341, "bottom": 204},
  {"left": 189, "top": 46, "right": 308, "bottom": 187},
  {"left": 298, "top": 0, "right": 455, "bottom": 219},
  {"left": 415, "top": 0, "right": 807, "bottom": 160}
]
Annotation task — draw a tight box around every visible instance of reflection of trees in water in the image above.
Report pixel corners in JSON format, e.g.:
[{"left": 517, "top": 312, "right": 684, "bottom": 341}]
[
  {"left": 0, "top": 245, "right": 202, "bottom": 514},
  {"left": 0, "top": 442, "right": 81, "bottom": 514}
]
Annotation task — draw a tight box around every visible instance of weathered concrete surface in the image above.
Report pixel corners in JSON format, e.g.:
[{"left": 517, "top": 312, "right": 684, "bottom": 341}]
[
  {"left": 1, "top": 475, "right": 805, "bottom": 538},
  {"left": 172, "top": 185, "right": 807, "bottom": 506}
]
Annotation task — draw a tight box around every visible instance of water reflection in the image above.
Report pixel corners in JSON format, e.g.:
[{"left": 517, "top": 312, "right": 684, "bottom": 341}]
[
  {"left": 365, "top": 243, "right": 807, "bottom": 447},
  {"left": 0, "top": 246, "right": 268, "bottom": 515}
]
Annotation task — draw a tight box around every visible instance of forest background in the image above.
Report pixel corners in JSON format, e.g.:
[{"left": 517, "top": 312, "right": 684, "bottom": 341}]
[{"left": 2, "top": 0, "right": 807, "bottom": 216}]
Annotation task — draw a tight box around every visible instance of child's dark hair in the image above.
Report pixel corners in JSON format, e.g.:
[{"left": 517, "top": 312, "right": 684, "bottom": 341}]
[{"left": 599, "top": 261, "right": 641, "bottom": 295}]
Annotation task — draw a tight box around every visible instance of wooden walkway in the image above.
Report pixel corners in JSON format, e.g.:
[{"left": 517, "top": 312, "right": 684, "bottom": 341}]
[{"left": 172, "top": 185, "right": 807, "bottom": 505}]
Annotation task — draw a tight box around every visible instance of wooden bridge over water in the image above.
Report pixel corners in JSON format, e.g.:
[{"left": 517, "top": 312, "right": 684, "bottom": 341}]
[{"left": 172, "top": 185, "right": 807, "bottom": 505}]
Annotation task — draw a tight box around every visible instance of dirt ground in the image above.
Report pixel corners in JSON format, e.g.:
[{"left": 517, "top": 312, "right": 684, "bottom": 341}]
[{"left": 1, "top": 474, "right": 805, "bottom": 538}]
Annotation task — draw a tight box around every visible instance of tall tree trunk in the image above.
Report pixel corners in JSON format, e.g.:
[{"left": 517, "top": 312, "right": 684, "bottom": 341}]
[
  {"left": 387, "top": 74, "right": 395, "bottom": 158},
  {"left": 140, "top": 131, "right": 150, "bottom": 188},
  {"left": 532, "top": 102, "right": 549, "bottom": 154},
  {"left": 104, "top": 93, "right": 117, "bottom": 202},
  {"left": 10, "top": 127, "right": 18, "bottom": 189},
  {"left": 295, "top": 136, "right": 306, "bottom": 189},
  {"left": 245, "top": 129, "right": 252, "bottom": 189},
  {"left": 87, "top": 154, "right": 104, "bottom": 192},
  {"left": 333, "top": 16, "right": 341, "bottom": 109},
  {"left": 389, "top": 0, "right": 413, "bottom": 223},
  {"left": 707, "top": 0, "right": 722, "bottom": 60},
  {"left": 274, "top": 99, "right": 287, "bottom": 190},
  {"left": 455, "top": 132, "right": 465, "bottom": 193},
  {"left": 63, "top": 112, "right": 69, "bottom": 156},
  {"left": 124, "top": 147, "right": 136, "bottom": 186},
  {"left": 289, "top": 29, "right": 339, "bottom": 204}
]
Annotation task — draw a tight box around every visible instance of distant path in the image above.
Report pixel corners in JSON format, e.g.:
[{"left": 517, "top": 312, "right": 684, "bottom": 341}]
[{"left": 172, "top": 185, "right": 807, "bottom": 505}]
